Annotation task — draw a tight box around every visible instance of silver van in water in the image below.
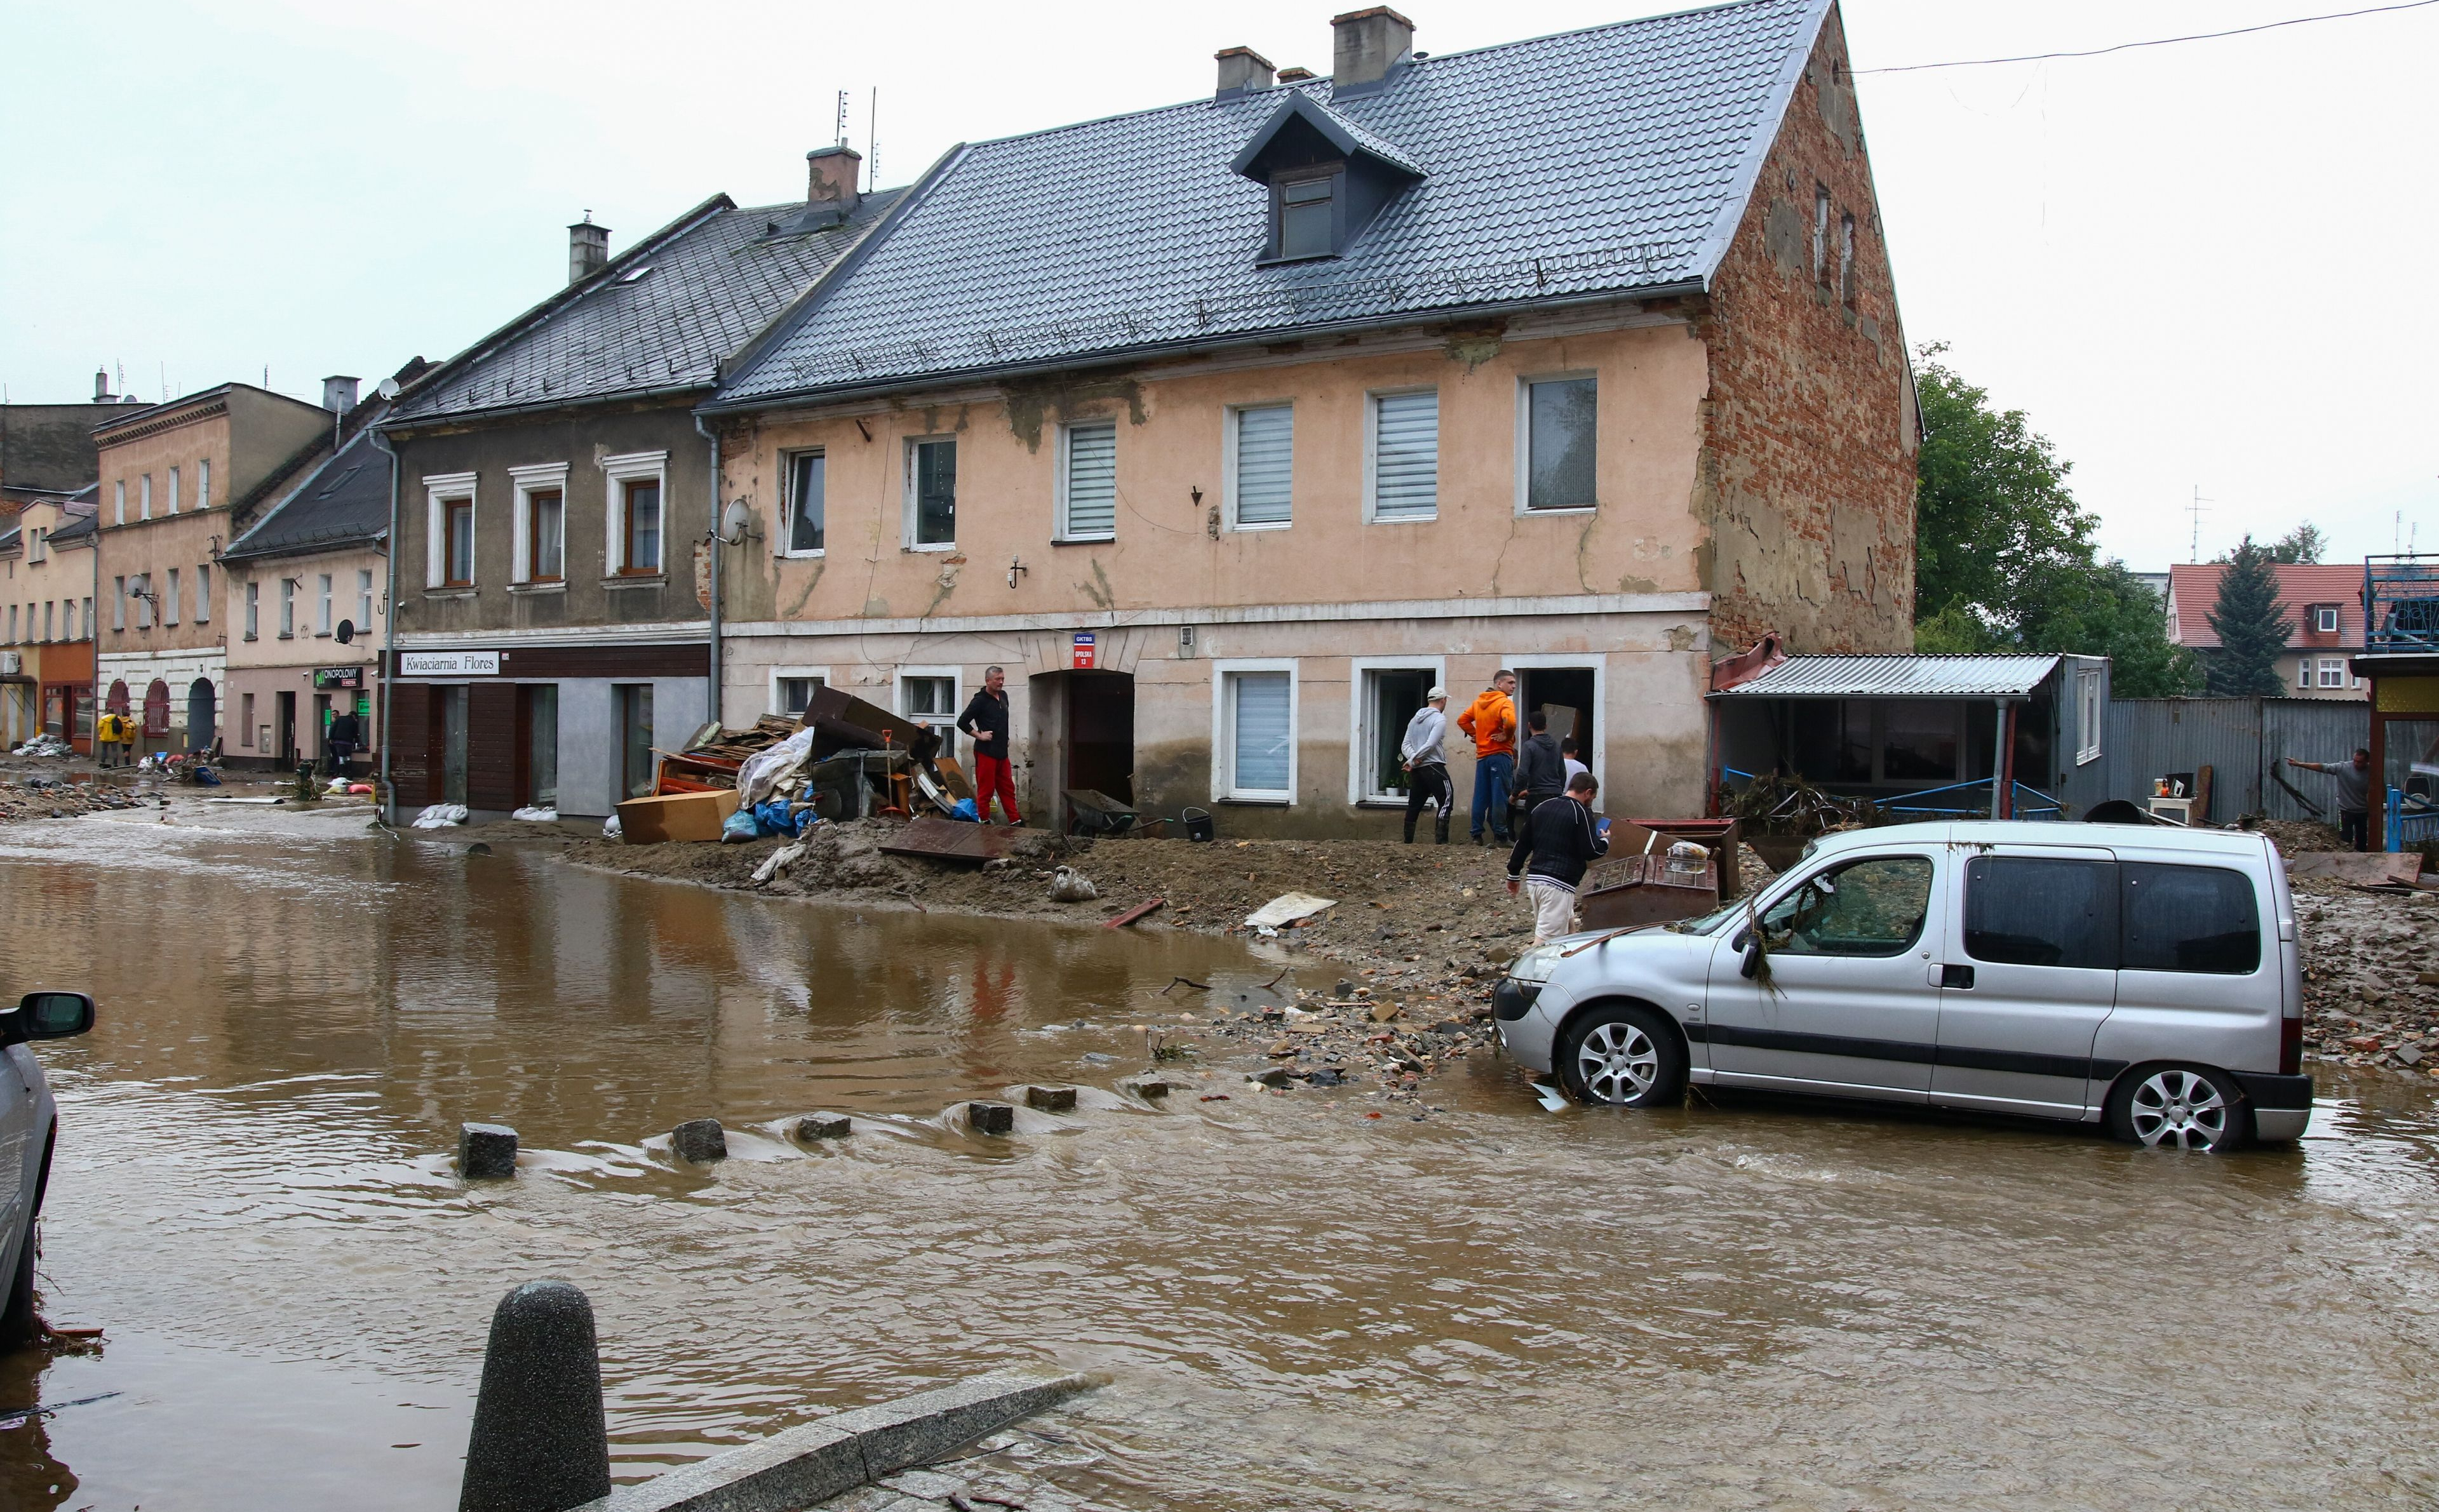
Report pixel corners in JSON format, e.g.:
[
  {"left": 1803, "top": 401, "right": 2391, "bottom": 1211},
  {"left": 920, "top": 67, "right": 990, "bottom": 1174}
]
[{"left": 1496, "top": 822, "right": 2310, "bottom": 1150}]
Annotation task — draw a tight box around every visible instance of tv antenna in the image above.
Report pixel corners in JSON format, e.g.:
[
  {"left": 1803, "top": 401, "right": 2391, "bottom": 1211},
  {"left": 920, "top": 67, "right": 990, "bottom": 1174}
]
[
  {"left": 834, "top": 90, "right": 848, "bottom": 148},
  {"left": 867, "top": 89, "right": 879, "bottom": 192},
  {"left": 2186, "top": 486, "right": 2210, "bottom": 563}
]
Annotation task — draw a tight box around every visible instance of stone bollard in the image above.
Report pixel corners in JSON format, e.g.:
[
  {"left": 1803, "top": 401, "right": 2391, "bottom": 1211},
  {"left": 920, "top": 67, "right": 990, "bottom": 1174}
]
[
  {"left": 670, "top": 1118, "right": 727, "bottom": 1162},
  {"left": 460, "top": 1122, "right": 520, "bottom": 1180},
  {"left": 794, "top": 1114, "right": 851, "bottom": 1141},
  {"left": 459, "top": 1280, "right": 612, "bottom": 1512},
  {"left": 963, "top": 1101, "right": 1015, "bottom": 1136},
  {"left": 1022, "top": 1085, "right": 1077, "bottom": 1113}
]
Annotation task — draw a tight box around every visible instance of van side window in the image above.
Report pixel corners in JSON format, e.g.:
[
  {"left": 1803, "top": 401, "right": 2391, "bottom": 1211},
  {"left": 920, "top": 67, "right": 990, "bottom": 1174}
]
[
  {"left": 1757, "top": 856, "right": 1933, "bottom": 958},
  {"left": 2121, "top": 863, "right": 2260, "bottom": 975},
  {"left": 1965, "top": 857, "right": 2118, "bottom": 969}
]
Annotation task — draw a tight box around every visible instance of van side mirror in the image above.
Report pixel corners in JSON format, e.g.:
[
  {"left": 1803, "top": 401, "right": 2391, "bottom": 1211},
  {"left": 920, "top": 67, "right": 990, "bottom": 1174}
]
[
  {"left": 1738, "top": 935, "right": 1762, "bottom": 980},
  {"left": 3, "top": 991, "right": 95, "bottom": 1045}
]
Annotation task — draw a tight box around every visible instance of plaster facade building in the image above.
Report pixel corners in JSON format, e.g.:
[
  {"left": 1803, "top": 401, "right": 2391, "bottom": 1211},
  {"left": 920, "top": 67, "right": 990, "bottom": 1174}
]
[
  {"left": 379, "top": 157, "right": 901, "bottom": 818},
  {"left": 2167, "top": 561, "right": 2370, "bottom": 700},
  {"left": 91, "top": 382, "right": 337, "bottom": 755},
  {"left": 220, "top": 371, "right": 422, "bottom": 773},
  {"left": 702, "top": 0, "right": 1916, "bottom": 834},
  {"left": 0, "top": 497, "right": 98, "bottom": 750}
]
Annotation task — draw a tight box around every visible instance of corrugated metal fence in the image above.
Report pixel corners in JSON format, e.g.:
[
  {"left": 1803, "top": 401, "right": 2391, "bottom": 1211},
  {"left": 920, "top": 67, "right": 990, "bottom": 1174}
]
[{"left": 2106, "top": 697, "right": 2368, "bottom": 822}]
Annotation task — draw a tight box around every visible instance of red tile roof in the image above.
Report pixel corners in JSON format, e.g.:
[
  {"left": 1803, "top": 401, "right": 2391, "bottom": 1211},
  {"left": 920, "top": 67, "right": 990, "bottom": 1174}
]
[{"left": 2166, "top": 562, "right": 2367, "bottom": 649}]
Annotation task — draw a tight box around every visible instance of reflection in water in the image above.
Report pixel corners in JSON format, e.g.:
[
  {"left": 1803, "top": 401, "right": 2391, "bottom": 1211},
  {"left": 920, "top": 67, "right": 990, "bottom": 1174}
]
[{"left": 1, "top": 813, "right": 2437, "bottom": 1509}]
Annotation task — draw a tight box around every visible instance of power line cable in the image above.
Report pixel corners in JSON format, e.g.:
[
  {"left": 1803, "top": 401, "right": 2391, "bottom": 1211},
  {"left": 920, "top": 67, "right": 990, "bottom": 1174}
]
[{"left": 1857, "top": 0, "right": 2439, "bottom": 74}]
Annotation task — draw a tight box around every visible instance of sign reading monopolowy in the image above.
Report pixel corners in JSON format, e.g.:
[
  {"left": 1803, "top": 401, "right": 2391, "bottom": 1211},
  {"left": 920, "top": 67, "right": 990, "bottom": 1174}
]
[{"left": 398, "top": 650, "right": 501, "bottom": 677}]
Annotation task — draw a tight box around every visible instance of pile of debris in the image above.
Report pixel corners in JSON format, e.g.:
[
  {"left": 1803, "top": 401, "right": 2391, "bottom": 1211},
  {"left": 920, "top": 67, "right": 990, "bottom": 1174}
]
[
  {"left": 2296, "top": 878, "right": 2439, "bottom": 1076},
  {"left": 1716, "top": 770, "right": 1890, "bottom": 838},
  {"left": 10, "top": 734, "right": 75, "bottom": 759},
  {"left": 1198, "top": 980, "right": 1498, "bottom": 1102},
  {"left": 0, "top": 775, "right": 142, "bottom": 821}
]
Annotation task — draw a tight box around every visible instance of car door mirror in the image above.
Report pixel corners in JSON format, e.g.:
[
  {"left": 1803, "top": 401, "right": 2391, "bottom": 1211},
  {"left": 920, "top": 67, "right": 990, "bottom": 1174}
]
[
  {"left": 1738, "top": 935, "right": 1763, "bottom": 979},
  {"left": 8, "top": 991, "right": 95, "bottom": 1043}
]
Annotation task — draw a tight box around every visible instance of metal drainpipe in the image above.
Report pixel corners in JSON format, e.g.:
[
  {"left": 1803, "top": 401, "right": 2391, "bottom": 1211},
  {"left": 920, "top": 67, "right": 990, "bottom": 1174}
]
[
  {"left": 370, "top": 424, "right": 401, "bottom": 824},
  {"left": 695, "top": 415, "right": 723, "bottom": 732}
]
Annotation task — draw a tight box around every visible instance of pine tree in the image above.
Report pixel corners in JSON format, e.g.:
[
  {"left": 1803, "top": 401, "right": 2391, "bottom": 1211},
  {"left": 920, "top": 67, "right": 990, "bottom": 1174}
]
[{"left": 2205, "top": 537, "right": 2289, "bottom": 697}]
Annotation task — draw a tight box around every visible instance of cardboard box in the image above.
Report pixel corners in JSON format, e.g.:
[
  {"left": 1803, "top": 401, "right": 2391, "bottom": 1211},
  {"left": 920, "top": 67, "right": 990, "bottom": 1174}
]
[{"left": 616, "top": 787, "right": 741, "bottom": 843}]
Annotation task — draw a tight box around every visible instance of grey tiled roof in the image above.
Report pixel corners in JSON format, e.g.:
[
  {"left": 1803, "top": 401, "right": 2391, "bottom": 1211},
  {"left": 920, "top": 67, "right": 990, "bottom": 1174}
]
[
  {"left": 391, "top": 189, "right": 904, "bottom": 423},
  {"left": 222, "top": 426, "right": 391, "bottom": 561},
  {"left": 716, "top": 0, "right": 1824, "bottom": 404}
]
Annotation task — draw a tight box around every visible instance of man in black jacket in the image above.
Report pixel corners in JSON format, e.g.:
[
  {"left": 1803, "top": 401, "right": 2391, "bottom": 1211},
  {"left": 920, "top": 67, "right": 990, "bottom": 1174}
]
[
  {"left": 326, "top": 706, "right": 362, "bottom": 776},
  {"left": 1506, "top": 771, "right": 1608, "bottom": 943},
  {"left": 955, "top": 666, "right": 1021, "bottom": 824},
  {"left": 1512, "top": 709, "right": 1565, "bottom": 819}
]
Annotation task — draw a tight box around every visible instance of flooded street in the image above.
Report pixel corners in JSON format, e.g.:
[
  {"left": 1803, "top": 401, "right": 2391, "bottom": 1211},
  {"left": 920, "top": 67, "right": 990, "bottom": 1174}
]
[{"left": 4, "top": 806, "right": 2439, "bottom": 1509}]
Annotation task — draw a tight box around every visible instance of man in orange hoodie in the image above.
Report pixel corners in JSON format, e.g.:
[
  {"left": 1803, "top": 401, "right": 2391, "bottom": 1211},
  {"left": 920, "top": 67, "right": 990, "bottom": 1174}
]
[{"left": 1455, "top": 669, "right": 1520, "bottom": 846}]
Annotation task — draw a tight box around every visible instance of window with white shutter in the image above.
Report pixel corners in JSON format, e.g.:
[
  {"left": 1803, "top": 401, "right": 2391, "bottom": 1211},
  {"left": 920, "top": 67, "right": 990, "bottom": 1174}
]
[
  {"left": 1061, "top": 422, "right": 1117, "bottom": 540},
  {"left": 1221, "top": 667, "right": 1294, "bottom": 800},
  {"left": 1230, "top": 405, "right": 1293, "bottom": 528},
  {"left": 1369, "top": 390, "right": 1438, "bottom": 518}
]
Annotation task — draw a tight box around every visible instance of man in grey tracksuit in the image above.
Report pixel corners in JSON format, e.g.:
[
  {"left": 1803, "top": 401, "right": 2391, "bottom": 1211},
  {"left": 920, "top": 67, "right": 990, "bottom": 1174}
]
[{"left": 1400, "top": 687, "right": 1453, "bottom": 844}]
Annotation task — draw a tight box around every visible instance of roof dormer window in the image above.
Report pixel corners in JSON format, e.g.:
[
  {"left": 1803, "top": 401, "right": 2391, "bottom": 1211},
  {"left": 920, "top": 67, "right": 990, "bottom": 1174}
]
[{"left": 1277, "top": 173, "right": 1338, "bottom": 260}]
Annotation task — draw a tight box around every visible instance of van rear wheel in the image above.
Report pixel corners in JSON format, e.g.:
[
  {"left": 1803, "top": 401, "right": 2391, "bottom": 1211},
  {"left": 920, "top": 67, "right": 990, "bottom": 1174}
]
[
  {"left": 2107, "top": 1064, "right": 2250, "bottom": 1152},
  {"left": 1557, "top": 1005, "right": 1687, "bottom": 1109}
]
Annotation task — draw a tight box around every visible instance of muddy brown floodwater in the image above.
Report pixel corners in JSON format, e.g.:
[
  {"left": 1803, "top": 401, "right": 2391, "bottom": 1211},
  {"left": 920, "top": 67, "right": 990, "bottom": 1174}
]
[{"left": 3, "top": 805, "right": 2439, "bottom": 1509}]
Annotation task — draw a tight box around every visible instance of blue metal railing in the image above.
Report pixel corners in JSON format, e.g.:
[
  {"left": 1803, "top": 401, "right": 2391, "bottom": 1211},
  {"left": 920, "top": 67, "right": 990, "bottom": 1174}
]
[
  {"left": 2386, "top": 787, "right": 2439, "bottom": 852},
  {"left": 2365, "top": 554, "right": 2439, "bottom": 653},
  {"left": 1717, "top": 769, "right": 2064, "bottom": 820}
]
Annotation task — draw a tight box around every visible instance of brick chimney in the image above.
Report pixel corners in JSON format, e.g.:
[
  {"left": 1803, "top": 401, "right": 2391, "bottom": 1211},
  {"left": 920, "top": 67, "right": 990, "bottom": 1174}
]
[
  {"left": 806, "top": 146, "right": 862, "bottom": 214},
  {"left": 568, "top": 215, "right": 610, "bottom": 286},
  {"left": 321, "top": 375, "right": 360, "bottom": 413},
  {"left": 1331, "top": 6, "right": 1414, "bottom": 93},
  {"left": 1216, "top": 46, "right": 1275, "bottom": 98}
]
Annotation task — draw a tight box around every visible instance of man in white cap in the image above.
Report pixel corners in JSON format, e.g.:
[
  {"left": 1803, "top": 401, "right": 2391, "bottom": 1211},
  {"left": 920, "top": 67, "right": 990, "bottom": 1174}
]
[{"left": 1400, "top": 686, "right": 1453, "bottom": 844}]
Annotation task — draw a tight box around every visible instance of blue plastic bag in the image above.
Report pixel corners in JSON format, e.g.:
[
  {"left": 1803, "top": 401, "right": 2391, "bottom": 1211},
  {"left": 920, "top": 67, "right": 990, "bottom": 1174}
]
[
  {"left": 721, "top": 809, "right": 762, "bottom": 843},
  {"left": 752, "top": 800, "right": 804, "bottom": 837},
  {"left": 948, "top": 798, "right": 978, "bottom": 822}
]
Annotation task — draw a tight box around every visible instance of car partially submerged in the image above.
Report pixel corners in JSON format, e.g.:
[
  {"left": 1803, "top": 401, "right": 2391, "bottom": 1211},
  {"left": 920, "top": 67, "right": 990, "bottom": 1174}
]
[
  {"left": 1496, "top": 822, "right": 2310, "bottom": 1151},
  {"left": 3, "top": 990, "right": 96, "bottom": 1346}
]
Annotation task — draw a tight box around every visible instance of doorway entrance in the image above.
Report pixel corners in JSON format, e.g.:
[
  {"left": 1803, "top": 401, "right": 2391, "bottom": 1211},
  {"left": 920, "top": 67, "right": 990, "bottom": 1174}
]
[
  {"left": 187, "top": 678, "right": 216, "bottom": 753},
  {"left": 1353, "top": 662, "right": 1441, "bottom": 803},
  {"left": 1515, "top": 665, "right": 1597, "bottom": 780},
  {"left": 614, "top": 683, "right": 654, "bottom": 800},
  {"left": 521, "top": 684, "right": 560, "bottom": 809},
  {"left": 1027, "top": 670, "right": 1136, "bottom": 832},
  {"left": 439, "top": 685, "right": 471, "bottom": 805},
  {"left": 276, "top": 690, "right": 297, "bottom": 764}
]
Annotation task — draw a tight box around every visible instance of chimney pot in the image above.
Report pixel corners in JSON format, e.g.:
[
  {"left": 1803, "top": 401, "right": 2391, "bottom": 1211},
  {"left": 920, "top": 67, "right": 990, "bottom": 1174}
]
[
  {"left": 806, "top": 146, "right": 863, "bottom": 214},
  {"left": 1215, "top": 46, "right": 1275, "bottom": 98},
  {"left": 1330, "top": 6, "right": 1415, "bottom": 92},
  {"left": 322, "top": 375, "right": 361, "bottom": 413},
  {"left": 93, "top": 367, "right": 112, "bottom": 403},
  {"left": 568, "top": 216, "right": 610, "bottom": 286},
  {"left": 1276, "top": 66, "right": 1315, "bottom": 82}
]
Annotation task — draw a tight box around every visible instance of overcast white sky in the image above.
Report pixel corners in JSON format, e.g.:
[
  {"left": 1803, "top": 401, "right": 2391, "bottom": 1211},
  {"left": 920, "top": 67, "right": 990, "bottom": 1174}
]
[{"left": 4, "top": 0, "right": 2433, "bottom": 570}]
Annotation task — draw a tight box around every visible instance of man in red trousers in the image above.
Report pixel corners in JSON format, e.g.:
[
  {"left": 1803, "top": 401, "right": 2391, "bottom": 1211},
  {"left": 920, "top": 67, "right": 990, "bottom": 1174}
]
[{"left": 957, "top": 665, "right": 1022, "bottom": 824}]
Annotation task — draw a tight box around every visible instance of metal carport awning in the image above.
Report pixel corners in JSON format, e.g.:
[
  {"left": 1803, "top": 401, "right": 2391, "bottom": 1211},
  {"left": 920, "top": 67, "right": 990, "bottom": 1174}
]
[{"left": 1709, "top": 653, "right": 2060, "bottom": 700}]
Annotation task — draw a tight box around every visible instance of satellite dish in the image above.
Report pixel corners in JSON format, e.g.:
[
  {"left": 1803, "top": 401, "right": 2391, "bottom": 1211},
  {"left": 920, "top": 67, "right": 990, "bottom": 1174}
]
[
  {"left": 720, "top": 498, "right": 755, "bottom": 544},
  {"left": 375, "top": 378, "right": 401, "bottom": 400},
  {"left": 335, "top": 619, "right": 356, "bottom": 645}
]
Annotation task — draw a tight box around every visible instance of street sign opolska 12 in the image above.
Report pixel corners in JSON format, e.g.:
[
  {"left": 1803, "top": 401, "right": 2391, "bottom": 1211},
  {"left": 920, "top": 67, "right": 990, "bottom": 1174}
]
[
  {"left": 1072, "top": 632, "right": 1096, "bottom": 670},
  {"left": 398, "top": 650, "right": 501, "bottom": 677}
]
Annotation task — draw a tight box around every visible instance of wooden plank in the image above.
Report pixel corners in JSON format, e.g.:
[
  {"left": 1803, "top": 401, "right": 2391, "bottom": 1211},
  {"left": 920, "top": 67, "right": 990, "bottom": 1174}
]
[
  {"left": 2287, "top": 850, "right": 2424, "bottom": 885},
  {"left": 1104, "top": 897, "right": 1166, "bottom": 929}
]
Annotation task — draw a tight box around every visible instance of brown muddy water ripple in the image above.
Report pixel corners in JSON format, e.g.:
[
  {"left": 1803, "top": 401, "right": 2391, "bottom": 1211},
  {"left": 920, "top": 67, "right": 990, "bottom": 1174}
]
[{"left": 3, "top": 806, "right": 2438, "bottom": 1509}]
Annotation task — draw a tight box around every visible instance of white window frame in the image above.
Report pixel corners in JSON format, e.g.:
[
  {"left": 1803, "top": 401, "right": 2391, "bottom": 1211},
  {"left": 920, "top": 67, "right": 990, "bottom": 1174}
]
[
  {"left": 1223, "top": 402, "right": 1294, "bottom": 532},
  {"left": 769, "top": 665, "right": 832, "bottom": 717},
  {"left": 358, "top": 569, "right": 374, "bottom": 632},
  {"left": 135, "top": 573, "right": 152, "bottom": 629},
  {"left": 113, "top": 480, "right": 126, "bottom": 525},
  {"left": 1054, "top": 420, "right": 1119, "bottom": 543},
  {"left": 113, "top": 576, "right": 126, "bottom": 631},
  {"left": 1347, "top": 654, "right": 1449, "bottom": 805},
  {"left": 2297, "top": 655, "right": 2312, "bottom": 690},
  {"left": 198, "top": 458, "right": 211, "bottom": 509},
  {"left": 2076, "top": 667, "right": 2102, "bottom": 764},
  {"left": 894, "top": 665, "right": 962, "bottom": 735},
  {"left": 1515, "top": 371, "right": 1601, "bottom": 516},
  {"left": 902, "top": 436, "right": 958, "bottom": 553},
  {"left": 168, "top": 465, "right": 181, "bottom": 514},
  {"left": 195, "top": 563, "right": 210, "bottom": 623},
  {"left": 422, "top": 472, "right": 478, "bottom": 589},
  {"left": 316, "top": 573, "right": 333, "bottom": 634},
  {"left": 602, "top": 450, "right": 669, "bottom": 578},
  {"left": 508, "top": 462, "right": 570, "bottom": 586},
  {"left": 164, "top": 567, "right": 180, "bottom": 626},
  {"left": 140, "top": 473, "right": 152, "bottom": 520},
  {"left": 26, "top": 527, "right": 44, "bottom": 564},
  {"left": 1211, "top": 657, "right": 1299, "bottom": 804},
  {"left": 1364, "top": 387, "right": 1441, "bottom": 523},
  {"left": 2315, "top": 605, "right": 2340, "bottom": 634},
  {"left": 279, "top": 577, "right": 295, "bottom": 638},
  {"left": 2318, "top": 657, "right": 2348, "bottom": 690},
  {"left": 1499, "top": 652, "right": 1609, "bottom": 792},
  {"left": 779, "top": 449, "right": 827, "bottom": 559},
  {"left": 245, "top": 580, "right": 259, "bottom": 639}
]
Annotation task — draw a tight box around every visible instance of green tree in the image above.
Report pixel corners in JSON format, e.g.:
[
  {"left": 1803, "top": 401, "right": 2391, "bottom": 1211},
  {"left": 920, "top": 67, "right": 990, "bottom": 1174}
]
[
  {"left": 1910, "top": 346, "right": 2200, "bottom": 697},
  {"left": 2269, "top": 523, "right": 2327, "bottom": 564},
  {"left": 2204, "top": 536, "right": 2290, "bottom": 696}
]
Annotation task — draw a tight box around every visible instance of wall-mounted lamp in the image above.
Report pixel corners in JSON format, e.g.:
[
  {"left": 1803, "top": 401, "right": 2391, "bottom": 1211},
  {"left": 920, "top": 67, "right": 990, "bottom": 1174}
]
[{"left": 1007, "top": 555, "right": 1028, "bottom": 590}]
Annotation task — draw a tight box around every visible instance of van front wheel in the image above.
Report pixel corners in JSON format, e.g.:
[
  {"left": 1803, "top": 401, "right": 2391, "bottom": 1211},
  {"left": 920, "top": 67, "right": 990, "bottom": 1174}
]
[
  {"left": 2107, "top": 1064, "right": 2250, "bottom": 1152},
  {"left": 1557, "top": 1005, "right": 1687, "bottom": 1108}
]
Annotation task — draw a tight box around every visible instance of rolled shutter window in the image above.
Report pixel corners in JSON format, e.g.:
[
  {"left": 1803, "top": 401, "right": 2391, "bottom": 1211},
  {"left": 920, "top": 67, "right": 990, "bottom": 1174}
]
[
  {"left": 1064, "top": 423, "right": 1117, "bottom": 538},
  {"left": 1232, "top": 672, "right": 1291, "bottom": 794},
  {"left": 1373, "top": 391, "right": 1438, "bottom": 516},
  {"left": 1234, "top": 406, "right": 1293, "bottom": 526}
]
